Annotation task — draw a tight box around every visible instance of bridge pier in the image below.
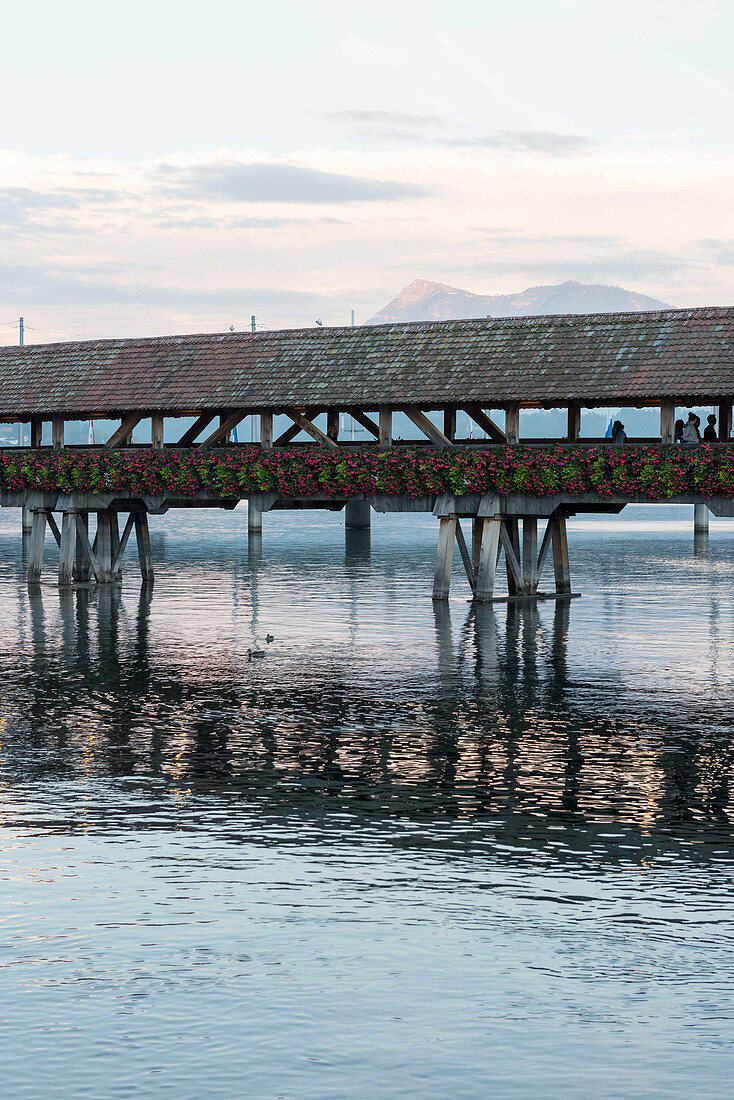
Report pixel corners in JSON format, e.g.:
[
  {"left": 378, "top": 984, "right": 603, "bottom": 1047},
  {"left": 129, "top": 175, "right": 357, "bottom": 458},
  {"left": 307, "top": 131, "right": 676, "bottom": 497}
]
[
  {"left": 694, "top": 502, "right": 710, "bottom": 535},
  {"left": 345, "top": 499, "right": 371, "bottom": 530},
  {"left": 24, "top": 507, "right": 153, "bottom": 588},
  {"left": 248, "top": 499, "right": 262, "bottom": 535},
  {"left": 433, "top": 509, "right": 577, "bottom": 602}
]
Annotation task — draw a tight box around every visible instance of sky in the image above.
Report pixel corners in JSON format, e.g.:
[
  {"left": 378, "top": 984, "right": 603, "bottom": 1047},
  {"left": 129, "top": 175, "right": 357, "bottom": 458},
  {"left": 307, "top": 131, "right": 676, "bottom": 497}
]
[{"left": 0, "top": 0, "right": 733, "bottom": 342}]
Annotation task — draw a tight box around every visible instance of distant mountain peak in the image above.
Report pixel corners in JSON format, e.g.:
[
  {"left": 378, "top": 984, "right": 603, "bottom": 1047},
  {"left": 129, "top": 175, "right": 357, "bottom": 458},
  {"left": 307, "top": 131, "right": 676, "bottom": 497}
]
[{"left": 369, "top": 278, "right": 668, "bottom": 324}]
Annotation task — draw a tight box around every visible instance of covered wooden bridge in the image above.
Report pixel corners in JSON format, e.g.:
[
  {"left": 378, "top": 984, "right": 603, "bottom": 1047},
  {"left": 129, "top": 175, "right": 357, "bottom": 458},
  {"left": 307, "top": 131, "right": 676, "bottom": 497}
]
[{"left": 1, "top": 305, "right": 733, "bottom": 599}]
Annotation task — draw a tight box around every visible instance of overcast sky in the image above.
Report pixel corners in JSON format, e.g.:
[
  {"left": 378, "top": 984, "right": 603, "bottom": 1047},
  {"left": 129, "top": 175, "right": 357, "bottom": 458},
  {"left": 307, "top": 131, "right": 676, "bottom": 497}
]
[{"left": 0, "top": 0, "right": 732, "bottom": 342}]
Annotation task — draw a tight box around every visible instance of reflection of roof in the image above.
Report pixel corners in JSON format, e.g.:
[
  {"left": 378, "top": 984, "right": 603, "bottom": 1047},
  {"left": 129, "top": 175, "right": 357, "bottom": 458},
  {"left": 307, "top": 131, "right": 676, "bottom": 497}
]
[{"left": 2, "top": 307, "right": 733, "bottom": 418}]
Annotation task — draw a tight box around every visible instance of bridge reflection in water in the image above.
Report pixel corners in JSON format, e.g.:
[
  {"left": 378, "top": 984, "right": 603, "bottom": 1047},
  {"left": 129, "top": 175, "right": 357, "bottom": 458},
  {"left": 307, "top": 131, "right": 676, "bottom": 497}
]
[{"left": 6, "top": 576, "right": 732, "bottom": 860}]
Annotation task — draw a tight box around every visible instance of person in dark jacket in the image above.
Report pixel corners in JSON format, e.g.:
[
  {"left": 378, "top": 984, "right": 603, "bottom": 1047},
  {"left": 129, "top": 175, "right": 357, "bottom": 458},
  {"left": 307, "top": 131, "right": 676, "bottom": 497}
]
[
  {"left": 703, "top": 414, "right": 718, "bottom": 442},
  {"left": 612, "top": 420, "right": 627, "bottom": 446}
]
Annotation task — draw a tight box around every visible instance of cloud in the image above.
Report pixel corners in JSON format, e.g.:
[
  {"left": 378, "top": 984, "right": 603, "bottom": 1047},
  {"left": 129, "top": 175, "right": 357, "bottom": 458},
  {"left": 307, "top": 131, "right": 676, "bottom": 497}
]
[
  {"left": 446, "top": 131, "right": 595, "bottom": 153},
  {"left": 0, "top": 261, "right": 362, "bottom": 318},
  {"left": 157, "top": 160, "right": 427, "bottom": 204},
  {"left": 328, "top": 110, "right": 446, "bottom": 129},
  {"left": 451, "top": 250, "right": 689, "bottom": 281},
  {"left": 153, "top": 214, "right": 345, "bottom": 230},
  {"left": 473, "top": 230, "right": 625, "bottom": 247},
  {"left": 0, "top": 186, "right": 122, "bottom": 235},
  {"left": 328, "top": 110, "right": 595, "bottom": 154},
  {"left": 339, "top": 34, "right": 407, "bottom": 67}
]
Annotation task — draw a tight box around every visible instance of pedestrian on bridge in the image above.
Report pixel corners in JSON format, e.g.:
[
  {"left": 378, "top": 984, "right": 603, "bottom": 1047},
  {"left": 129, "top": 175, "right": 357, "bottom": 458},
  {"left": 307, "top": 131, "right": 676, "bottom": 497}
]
[
  {"left": 682, "top": 413, "right": 701, "bottom": 445},
  {"left": 703, "top": 414, "right": 718, "bottom": 442}
]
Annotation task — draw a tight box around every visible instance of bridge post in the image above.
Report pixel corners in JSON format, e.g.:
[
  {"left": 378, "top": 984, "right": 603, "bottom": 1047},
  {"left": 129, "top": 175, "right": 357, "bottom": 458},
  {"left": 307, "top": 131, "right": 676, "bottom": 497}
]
[
  {"left": 719, "top": 401, "right": 732, "bottom": 442},
  {"left": 694, "top": 502, "right": 710, "bottom": 535},
  {"left": 248, "top": 500, "right": 262, "bottom": 535},
  {"left": 27, "top": 510, "right": 47, "bottom": 584},
  {"left": 74, "top": 513, "right": 91, "bottom": 582},
  {"left": 261, "top": 412, "right": 273, "bottom": 449},
  {"left": 505, "top": 404, "right": 520, "bottom": 444},
  {"left": 660, "top": 401, "right": 675, "bottom": 443},
  {"left": 551, "top": 513, "right": 572, "bottom": 595},
  {"left": 379, "top": 409, "right": 392, "bottom": 448},
  {"left": 96, "top": 512, "right": 116, "bottom": 583},
  {"left": 151, "top": 413, "right": 165, "bottom": 449},
  {"left": 345, "top": 499, "right": 371, "bottom": 530},
  {"left": 522, "top": 517, "right": 539, "bottom": 593},
  {"left": 134, "top": 512, "right": 154, "bottom": 583},
  {"left": 433, "top": 516, "right": 457, "bottom": 600},
  {"left": 475, "top": 518, "right": 501, "bottom": 601},
  {"left": 52, "top": 416, "right": 64, "bottom": 450},
  {"left": 58, "top": 512, "right": 77, "bottom": 587}
]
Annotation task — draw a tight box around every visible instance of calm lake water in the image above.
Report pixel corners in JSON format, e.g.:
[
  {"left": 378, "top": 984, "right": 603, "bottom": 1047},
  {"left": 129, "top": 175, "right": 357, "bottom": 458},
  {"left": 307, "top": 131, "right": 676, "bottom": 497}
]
[{"left": 1, "top": 503, "right": 733, "bottom": 1098}]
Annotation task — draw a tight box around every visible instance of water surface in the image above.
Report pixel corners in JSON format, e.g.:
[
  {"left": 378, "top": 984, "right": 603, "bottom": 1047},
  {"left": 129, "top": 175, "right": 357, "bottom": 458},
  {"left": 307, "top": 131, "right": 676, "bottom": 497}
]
[{"left": 0, "top": 504, "right": 733, "bottom": 1098}]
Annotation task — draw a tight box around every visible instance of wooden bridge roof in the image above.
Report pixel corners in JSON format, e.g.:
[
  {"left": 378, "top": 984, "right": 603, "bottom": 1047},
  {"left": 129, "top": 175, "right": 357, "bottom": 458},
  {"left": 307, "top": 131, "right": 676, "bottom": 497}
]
[{"left": 1, "top": 306, "right": 733, "bottom": 419}]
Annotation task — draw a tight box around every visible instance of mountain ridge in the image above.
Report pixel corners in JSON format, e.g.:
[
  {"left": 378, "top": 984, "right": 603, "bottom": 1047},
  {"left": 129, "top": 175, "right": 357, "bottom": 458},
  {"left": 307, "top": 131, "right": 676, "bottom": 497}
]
[{"left": 368, "top": 277, "right": 668, "bottom": 324}]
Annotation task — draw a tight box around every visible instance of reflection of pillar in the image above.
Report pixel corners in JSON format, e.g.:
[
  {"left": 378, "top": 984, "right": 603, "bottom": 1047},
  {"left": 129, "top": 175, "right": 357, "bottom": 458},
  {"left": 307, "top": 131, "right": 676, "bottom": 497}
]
[
  {"left": 433, "top": 600, "right": 454, "bottom": 681},
  {"left": 473, "top": 603, "right": 499, "bottom": 683},
  {"left": 345, "top": 527, "right": 371, "bottom": 563},
  {"left": 345, "top": 499, "right": 371, "bottom": 529},
  {"left": 248, "top": 500, "right": 262, "bottom": 535}
]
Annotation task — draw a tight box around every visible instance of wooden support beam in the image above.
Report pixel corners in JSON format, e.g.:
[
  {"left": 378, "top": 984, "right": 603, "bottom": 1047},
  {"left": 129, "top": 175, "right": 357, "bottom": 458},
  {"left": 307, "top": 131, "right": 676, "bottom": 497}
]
[
  {"left": 475, "top": 517, "right": 502, "bottom": 601},
  {"left": 282, "top": 408, "right": 339, "bottom": 449},
  {"left": 500, "top": 518, "right": 523, "bottom": 594},
  {"left": 462, "top": 405, "right": 507, "bottom": 443},
  {"left": 74, "top": 513, "right": 91, "bottom": 582},
  {"left": 345, "top": 407, "right": 380, "bottom": 439},
  {"left": 718, "top": 401, "right": 732, "bottom": 442},
  {"left": 536, "top": 514, "right": 556, "bottom": 580},
  {"left": 567, "top": 404, "right": 580, "bottom": 443},
  {"left": 522, "top": 516, "right": 538, "bottom": 593},
  {"left": 433, "top": 516, "right": 457, "bottom": 600},
  {"left": 96, "top": 512, "right": 116, "bottom": 582},
  {"left": 443, "top": 408, "right": 456, "bottom": 443},
  {"left": 273, "top": 406, "right": 324, "bottom": 446},
  {"left": 505, "top": 404, "right": 520, "bottom": 445},
  {"left": 74, "top": 513, "right": 100, "bottom": 582},
  {"left": 151, "top": 413, "right": 165, "bottom": 450},
  {"left": 106, "top": 413, "right": 143, "bottom": 449},
  {"left": 660, "top": 400, "right": 675, "bottom": 444},
  {"left": 200, "top": 410, "right": 247, "bottom": 447},
  {"left": 52, "top": 416, "right": 64, "bottom": 451},
  {"left": 455, "top": 519, "right": 476, "bottom": 592},
  {"left": 260, "top": 411, "right": 273, "bottom": 450},
  {"left": 177, "top": 413, "right": 215, "bottom": 446},
  {"left": 134, "top": 512, "right": 154, "bottom": 583},
  {"left": 27, "top": 511, "right": 47, "bottom": 583},
  {"left": 404, "top": 407, "right": 454, "bottom": 448},
  {"left": 111, "top": 512, "right": 136, "bottom": 575},
  {"left": 30, "top": 418, "right": 42, "bottom": 448},
  {"left": 551, "top": 512, "right": 572, "bottom": 595},
  {"left": 378, "top": 408, "right": 392, "bottom": 448},
  {"left": 46, "top": 513, "right": 61, "bottom": 548},
  {"left": 58, "top": 513, "right": 76, "bottom": 587},
  {"left": 327, "top": 409, "right": 339, "bottom": 442}
]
